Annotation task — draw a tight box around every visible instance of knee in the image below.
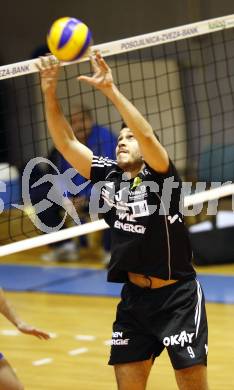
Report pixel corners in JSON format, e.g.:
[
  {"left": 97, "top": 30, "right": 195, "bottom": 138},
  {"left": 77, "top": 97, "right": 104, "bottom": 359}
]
[
  {"left": 175, "top": 364, "right": 208, "bottom": 390},
  {"left": 114, "top": 361, "right": 151, "bottom": 390}
]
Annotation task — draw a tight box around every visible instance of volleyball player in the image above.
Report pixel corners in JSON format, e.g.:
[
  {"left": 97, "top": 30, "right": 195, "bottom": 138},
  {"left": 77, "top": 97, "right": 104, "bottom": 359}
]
[
  {"left": 38, "top": 52, "right": 209, "bottom": 390},
  {"left": 0, "top": 287, "right": 50, "bottom": 390}
]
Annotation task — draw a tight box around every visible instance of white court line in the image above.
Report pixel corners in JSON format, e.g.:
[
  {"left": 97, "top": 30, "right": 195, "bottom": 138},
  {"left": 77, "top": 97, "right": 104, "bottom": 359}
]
[
  {"left": 75, "top": 335, "right": 96, "bottom": 341},
  {"left": 49, "top": 332, "right": 58, "bottom": 339},
  {"left": 68, "top": 348, "right": 88, "bottom": 356},
  {"left": 32, "top": 358, "right": 53, "bottom": 366},
  {"left": 0, "top": 330, "right": 20, "bottom": 336}
]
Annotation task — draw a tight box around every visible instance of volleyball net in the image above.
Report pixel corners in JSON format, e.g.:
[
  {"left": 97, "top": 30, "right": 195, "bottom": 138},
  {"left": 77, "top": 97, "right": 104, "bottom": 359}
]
[{"left": 0, "top": 14, "right": 234, "bottom": 256}]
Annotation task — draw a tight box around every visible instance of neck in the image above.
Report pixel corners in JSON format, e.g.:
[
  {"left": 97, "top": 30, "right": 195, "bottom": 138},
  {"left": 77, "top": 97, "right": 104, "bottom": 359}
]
[{"left": 123, "top": 162, "right": 145, "bottom": 178}]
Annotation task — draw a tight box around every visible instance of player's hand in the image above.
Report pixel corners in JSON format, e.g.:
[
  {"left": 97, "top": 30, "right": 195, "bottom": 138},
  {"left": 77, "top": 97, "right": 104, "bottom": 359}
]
[
  {"left": 17, "top": 321, "right": 51, "bottom": 340},
  {"left": 78, "top": 51, "right": 114, "bottom": 92},
  {"left": 36, "top": 55, "right": 60, "bottom": 96}
]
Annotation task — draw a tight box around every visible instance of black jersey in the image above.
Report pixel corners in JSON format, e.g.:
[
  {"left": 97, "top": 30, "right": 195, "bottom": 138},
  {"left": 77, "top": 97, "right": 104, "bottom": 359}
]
[{"left": 90, "top": 155, "right": 196, "bottom": 283}]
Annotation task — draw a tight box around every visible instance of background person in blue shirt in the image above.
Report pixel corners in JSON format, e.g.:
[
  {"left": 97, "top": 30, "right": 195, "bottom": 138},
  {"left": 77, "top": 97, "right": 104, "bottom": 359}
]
[
  {"left": 61, "top": 104, "right": 116, "bottom": 200},
  {"left": 40, "top": 104, "right": 117, "bottom": 261}
]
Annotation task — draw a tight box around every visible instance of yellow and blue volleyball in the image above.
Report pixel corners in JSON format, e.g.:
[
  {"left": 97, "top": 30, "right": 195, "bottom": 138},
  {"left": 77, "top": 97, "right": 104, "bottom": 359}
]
[{"left": 47, "top": 17, "right": 92, "bottom": 62}]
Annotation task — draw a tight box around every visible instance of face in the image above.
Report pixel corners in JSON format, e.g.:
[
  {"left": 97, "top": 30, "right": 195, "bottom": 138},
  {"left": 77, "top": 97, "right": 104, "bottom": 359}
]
[
  {"left": 71, "top": 111, "right": 92, "bottom": 143},
  {"left": 116, "top": 128, "right": 144, "bottom": 173}
]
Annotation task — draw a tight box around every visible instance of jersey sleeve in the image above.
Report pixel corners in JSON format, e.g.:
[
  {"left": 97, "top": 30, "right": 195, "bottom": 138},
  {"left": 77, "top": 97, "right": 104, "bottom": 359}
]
[
  {"left": 162, "top": 159, "right": 179, "bottom": 179},
  {"left": 146, "top": 159, "right": 179, "bottom": 181},
  {"left": 90, "top": 155, "right": 118, "bottom": 184}
]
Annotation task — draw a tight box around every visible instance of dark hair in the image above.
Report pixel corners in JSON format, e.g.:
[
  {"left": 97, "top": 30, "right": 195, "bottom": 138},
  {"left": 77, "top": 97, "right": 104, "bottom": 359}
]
[
  {"left": 121, "top": 121, "right": 127, "bottom": 130},
  {"left": 120, "top": 121, "right": 160, "bottom": 141}
]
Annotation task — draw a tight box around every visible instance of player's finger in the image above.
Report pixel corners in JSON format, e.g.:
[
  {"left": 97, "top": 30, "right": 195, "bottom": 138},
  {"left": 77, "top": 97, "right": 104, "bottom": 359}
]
[
  {"left": 89, "top": 54, "right": 99, "bottom": 72},
  {"left": 100, "top": 58, "right": 110, "bottom": 73},
  {"left": 35, "top": 61, "right": 42, "bottom": 72},
  {"left": 39, "top": 56, "right": 50, "bottom": 69},
  {"left": 95, "top": 51, "right": 109, "bottom": 72},
  {"left": 48, "top": 55, "right": 60, "bottom": 68},
  {"left": 78, "top": 75, "right": 94, "bottom": 84},
  {"left": 33, "top": 329, "right": 51, "bottom": 339}
]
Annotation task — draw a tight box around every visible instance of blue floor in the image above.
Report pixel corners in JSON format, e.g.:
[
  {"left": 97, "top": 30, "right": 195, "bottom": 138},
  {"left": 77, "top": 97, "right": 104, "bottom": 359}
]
[{"left": 0, "top": 264, "right": 233, "bottom": 304}]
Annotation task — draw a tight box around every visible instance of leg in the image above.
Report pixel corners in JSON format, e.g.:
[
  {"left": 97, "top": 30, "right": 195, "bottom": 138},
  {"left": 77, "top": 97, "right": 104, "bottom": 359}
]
[
  {"left": 174, "top": 364, "right": 209, "bottom": 390},
  {"left": 114, "top": 358, "right": 153, "bottom": 390},
  {"left": 0, "top": 358, "right": 24, "bottom": 390},
  {"left": 164, "top": 280, "right": 208, "bottom": 390}
]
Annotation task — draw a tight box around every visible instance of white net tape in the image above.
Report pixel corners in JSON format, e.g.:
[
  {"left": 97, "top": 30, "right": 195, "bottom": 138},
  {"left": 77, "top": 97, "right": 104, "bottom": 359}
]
[
  {"left": 0, "top": 184, "right": 233, "bottom": 257},
  {"left": 0, "top": 14, "right": 234, "bottom": 81}
]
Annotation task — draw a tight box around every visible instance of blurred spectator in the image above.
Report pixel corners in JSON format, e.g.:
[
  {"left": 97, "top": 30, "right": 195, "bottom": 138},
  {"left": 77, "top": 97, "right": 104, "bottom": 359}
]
[{"left": 30, "top": 104, "right": 117, "bottom": 262}]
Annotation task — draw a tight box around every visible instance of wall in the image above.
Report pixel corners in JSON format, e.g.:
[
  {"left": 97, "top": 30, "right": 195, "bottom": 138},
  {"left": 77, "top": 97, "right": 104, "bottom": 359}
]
[{"left": 1, "top": 0, "right": 233, "bottom": 65}]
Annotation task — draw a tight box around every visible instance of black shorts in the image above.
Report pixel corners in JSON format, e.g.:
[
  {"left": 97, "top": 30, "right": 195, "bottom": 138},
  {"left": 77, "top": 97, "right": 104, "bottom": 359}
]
[{"left": 108, "top": 278, "right": 208, "bottom": 370}]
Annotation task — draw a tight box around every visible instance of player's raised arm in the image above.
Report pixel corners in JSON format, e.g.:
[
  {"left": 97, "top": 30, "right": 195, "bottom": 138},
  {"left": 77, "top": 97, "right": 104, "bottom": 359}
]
[
  {"left": 37, "top": 56, "right": 93, "bottom": 179},
  {"left": 78, "top": 52, "right": 169, "bottom": 173}
]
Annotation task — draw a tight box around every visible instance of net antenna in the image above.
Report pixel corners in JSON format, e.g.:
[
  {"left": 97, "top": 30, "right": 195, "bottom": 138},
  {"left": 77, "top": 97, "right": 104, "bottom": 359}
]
[{"left": 0, "top": 14, "right": 234, "bottom": 256}]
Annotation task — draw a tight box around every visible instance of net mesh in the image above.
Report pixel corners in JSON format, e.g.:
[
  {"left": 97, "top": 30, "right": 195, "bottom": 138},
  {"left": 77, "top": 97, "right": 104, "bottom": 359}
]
[{"left": 0, "top": 16, "right": 234, "bottom": 252}]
